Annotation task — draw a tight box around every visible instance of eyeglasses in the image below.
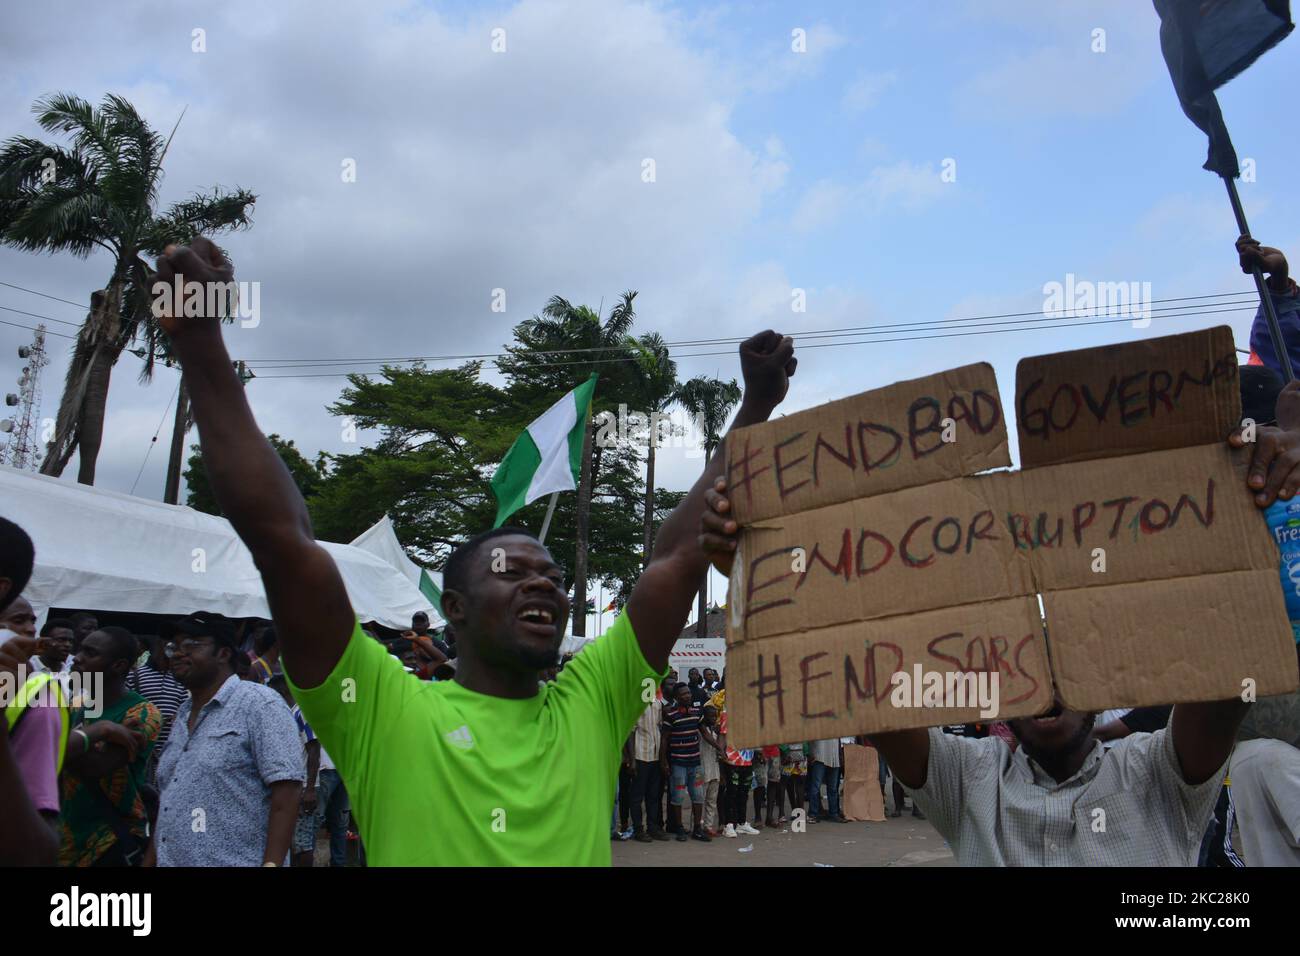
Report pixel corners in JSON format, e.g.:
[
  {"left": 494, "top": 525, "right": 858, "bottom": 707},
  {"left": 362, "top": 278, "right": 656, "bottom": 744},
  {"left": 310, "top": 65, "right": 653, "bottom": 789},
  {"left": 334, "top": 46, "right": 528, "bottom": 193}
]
[{"left": 165, "top": 638, "right": 215, "bottom": 657}]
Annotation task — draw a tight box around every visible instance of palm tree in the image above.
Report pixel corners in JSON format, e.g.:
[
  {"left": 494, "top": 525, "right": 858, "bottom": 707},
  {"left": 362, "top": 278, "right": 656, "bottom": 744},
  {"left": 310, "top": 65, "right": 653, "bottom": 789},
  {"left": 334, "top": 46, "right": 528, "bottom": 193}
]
[
  {"left": 629, "top": 331, "right": 679, "bottom": 568},
  {"left": 0, "top": 92, "right": 255, "bottom": 484},
  {"left": 676, "top": 375, "right": 742, "bottom": 637},
  {"left": 497, "top": 291, "right": 642, "bottom": 636}
]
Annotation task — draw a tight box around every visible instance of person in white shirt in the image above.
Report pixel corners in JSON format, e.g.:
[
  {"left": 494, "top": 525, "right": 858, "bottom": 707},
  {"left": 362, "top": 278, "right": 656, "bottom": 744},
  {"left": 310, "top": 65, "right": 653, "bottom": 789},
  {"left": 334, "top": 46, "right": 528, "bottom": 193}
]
[
  {"left": 628, "top": 695, "right": 669, "bottom": 842},
  {"left": 31, "top": 618, "right": 74, "bottom": 685}
]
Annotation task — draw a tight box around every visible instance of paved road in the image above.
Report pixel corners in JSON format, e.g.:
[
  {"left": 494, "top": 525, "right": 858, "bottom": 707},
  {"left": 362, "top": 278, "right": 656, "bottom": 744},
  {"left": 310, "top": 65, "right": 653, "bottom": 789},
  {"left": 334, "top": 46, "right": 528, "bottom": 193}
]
[{"left": 611, "top": 812, "right": 955, "bottom": 867}]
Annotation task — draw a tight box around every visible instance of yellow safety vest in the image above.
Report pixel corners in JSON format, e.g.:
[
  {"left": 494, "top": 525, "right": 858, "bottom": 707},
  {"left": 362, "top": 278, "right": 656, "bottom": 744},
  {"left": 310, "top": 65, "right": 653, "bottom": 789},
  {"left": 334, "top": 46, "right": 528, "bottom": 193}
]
[{"left": 4, "top": 671, "right": 70, "bottom": 774}]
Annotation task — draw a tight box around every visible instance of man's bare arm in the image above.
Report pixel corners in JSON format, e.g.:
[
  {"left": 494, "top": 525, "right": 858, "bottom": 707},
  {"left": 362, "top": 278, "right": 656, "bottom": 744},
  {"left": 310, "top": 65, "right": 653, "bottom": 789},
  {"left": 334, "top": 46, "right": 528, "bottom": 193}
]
[
  {"left": 1170, "top": 700, "right": 1250, "bottom": 785},
  {"left": 867, "top": 730, "right": 930, "bottom": 789},
  {"left": 157, "top": 240, "right": 355, "bottom": 688},
  {"left": 263, "top": 779, "right": 302, "bottom": 865},
  {"left": 626, "top": 331, "right": 796, "bottom": 672}
]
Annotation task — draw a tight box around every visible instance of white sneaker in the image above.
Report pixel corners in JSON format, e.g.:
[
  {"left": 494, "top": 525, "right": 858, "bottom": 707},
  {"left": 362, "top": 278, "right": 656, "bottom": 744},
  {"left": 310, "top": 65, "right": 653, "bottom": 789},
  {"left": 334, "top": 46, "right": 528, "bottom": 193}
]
[
  {"left": 723, "top": 823, "right": 737, "bottom": 838},
  {"left": 737, "top": 822, "right": 760, "bottom": 836}
]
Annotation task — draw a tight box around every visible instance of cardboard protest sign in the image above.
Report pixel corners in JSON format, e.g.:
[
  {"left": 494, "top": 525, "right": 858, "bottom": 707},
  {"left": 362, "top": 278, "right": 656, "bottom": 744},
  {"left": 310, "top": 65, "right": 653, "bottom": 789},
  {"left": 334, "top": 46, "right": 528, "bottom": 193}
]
[
  {"left": 1015, "top": 326, "right": 1240, "bottom": 468},
  {"left": 724, "top": 326, "right": 1298, "bottom": 748},
  {"left": 725, "top": 364, "right": 1009, "bottom": 524}
]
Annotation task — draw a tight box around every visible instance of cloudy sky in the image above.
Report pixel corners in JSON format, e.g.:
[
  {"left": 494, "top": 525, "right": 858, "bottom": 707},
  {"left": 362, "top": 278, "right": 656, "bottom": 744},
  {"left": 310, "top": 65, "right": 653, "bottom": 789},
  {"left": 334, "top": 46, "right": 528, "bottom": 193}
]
[{"left": 2, "top": 0, "right": 1297, "bottom": 630}]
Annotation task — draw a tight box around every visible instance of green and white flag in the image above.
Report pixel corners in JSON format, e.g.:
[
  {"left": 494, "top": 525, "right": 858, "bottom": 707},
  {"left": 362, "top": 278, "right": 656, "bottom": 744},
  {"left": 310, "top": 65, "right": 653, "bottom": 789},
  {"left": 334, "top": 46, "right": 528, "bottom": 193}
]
[{"left": 491, "top": 374, "right": 598, "bottom": 528}]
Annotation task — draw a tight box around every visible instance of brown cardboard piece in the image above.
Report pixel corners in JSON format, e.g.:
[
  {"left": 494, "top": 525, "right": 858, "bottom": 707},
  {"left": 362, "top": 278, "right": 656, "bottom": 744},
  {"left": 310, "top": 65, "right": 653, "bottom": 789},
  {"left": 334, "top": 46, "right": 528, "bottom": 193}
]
[
  {"left": 841, "top": 744, "right": 886, "bottom": 822},
  {"left": 725, "top": 363, "right": 1009, "bottom": 524},
  {"left": 724, "top": 597, "right": 1054, "bottom": 745},
  {"left": 724, "top": 326, "right": 1298, "bottom": 748},
  {"left": 1015, "top": 325, "right": 1239, "bottom": 469}
]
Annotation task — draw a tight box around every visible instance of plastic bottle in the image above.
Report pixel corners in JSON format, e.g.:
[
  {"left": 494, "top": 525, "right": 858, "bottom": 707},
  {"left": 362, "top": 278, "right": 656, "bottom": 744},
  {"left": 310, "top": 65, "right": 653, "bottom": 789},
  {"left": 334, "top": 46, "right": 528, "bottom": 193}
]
[{"left": 1264, "top": 497, "right": 1300, "bottom": 642}]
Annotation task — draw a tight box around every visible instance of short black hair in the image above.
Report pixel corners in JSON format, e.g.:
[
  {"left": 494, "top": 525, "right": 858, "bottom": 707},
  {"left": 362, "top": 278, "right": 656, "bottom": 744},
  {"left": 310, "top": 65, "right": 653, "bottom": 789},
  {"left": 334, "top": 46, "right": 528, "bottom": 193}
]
[
  {"left": 672, "top": 681, "right": 689, "bottom": 695},
  {"left": 253, "top": 625, "right": 278, "bottom": 656},
  {"left": 41, "top": 617, "right": 74, "bottom": 637},
  {"left": 98, "top": 626, "right": 139, "bottom": 666},
  {"left": 442, "top": 526, "right": 541, "bottom": 598},
  {"left": 0, "top": 517, "right": 34, "bottom": 614}
]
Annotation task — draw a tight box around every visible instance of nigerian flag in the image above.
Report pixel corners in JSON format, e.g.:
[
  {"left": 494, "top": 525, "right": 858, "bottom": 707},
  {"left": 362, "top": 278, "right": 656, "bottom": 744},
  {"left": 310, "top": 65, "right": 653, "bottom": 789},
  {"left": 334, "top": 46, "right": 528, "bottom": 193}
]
[{"left": 491, "top": 374, "right": 598, "bottom": 528}]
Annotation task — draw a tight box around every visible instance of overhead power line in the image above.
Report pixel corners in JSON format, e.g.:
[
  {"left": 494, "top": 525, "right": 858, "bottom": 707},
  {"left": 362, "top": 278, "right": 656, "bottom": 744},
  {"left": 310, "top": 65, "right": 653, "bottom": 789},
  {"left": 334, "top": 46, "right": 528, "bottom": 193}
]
[{"left": 255, "top": 302, "right": 1261, "bottom": 379}]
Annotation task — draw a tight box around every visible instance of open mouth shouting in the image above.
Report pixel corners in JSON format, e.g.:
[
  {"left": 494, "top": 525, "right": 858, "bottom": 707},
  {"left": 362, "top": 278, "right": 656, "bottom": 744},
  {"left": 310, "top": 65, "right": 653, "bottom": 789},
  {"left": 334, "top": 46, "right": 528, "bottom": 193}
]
[{"left": 515, "top": 601, "right": 558, "bottom": 638}]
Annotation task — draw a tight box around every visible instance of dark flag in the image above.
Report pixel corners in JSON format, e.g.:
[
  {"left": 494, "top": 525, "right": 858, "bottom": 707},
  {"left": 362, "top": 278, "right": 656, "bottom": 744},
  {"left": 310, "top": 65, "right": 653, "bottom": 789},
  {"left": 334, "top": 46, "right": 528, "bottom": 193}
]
[{"left": 1153, "top": 0, "right": 1294, "bottom": 177}]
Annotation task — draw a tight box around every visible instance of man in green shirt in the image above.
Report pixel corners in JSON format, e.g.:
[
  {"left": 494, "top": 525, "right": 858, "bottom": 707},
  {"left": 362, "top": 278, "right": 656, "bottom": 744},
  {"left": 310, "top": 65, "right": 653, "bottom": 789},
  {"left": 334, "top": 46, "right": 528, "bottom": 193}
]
[{"left": 154, "top": 237, "right": 796, "bottom": 865}]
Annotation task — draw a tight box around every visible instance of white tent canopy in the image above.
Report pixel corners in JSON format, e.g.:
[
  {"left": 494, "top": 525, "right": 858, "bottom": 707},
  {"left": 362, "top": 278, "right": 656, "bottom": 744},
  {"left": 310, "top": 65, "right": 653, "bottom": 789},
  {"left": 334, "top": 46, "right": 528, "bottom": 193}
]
[
  {"left": 349, "top": 515, "right": 444, "bottom": 626},
  {"left": 1, "top": 465, "right": 434, "bottom": 630}
]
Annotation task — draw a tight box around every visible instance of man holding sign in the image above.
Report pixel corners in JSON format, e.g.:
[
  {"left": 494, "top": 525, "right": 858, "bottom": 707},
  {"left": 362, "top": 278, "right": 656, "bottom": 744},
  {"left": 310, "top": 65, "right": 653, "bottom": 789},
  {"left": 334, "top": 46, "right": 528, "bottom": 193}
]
[
  {"left": 152, "top": 237, "right": 796, "bottom": 866},
  {"left": 707, "top": 345, "right": 1300, "bottom": 868}
]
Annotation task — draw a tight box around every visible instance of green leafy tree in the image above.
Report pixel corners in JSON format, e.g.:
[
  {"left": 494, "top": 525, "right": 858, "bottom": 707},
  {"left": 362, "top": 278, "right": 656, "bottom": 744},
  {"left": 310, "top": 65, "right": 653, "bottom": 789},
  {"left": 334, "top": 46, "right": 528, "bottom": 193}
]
[
  {"left": 0, "top": 92, "right": 255, "bottom": 484},
  {"left": 185, "top": 434, "right": 324, "bottom": 517},
  {"left": 496, "top": 292, "right": 657, "bottom": 633},
  {"left": 309, "top": 362, "right": 518, "bottom": 556}
]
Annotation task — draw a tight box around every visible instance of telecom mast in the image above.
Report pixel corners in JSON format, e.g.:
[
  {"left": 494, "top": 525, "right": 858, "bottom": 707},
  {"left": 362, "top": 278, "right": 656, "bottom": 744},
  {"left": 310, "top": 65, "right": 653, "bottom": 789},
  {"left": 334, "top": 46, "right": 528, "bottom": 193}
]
[{"left": 1, "top": 325, "right": 49, "bottom": 470}]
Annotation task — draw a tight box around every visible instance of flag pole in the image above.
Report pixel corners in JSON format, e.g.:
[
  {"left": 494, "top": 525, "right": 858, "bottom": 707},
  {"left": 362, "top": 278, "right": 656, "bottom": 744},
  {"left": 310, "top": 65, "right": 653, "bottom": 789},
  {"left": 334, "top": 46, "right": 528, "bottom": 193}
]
[
  {"left": 1223, "top": 176, "right": 1295, "bottom": 383},
  {"left": 537, "top": 491, "right": 560, "bottom": 544}
]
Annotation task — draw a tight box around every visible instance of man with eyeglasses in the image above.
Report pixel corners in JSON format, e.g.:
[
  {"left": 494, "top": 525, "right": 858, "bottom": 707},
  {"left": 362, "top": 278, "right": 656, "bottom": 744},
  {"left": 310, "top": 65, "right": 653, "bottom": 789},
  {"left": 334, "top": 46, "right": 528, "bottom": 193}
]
[{"left": 147, "top": 612, "right": 304, "bottom": 867}]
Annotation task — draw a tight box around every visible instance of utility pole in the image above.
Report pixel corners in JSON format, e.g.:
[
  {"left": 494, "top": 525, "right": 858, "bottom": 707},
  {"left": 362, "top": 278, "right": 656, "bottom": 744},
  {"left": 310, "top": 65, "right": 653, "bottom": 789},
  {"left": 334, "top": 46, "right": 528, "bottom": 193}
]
[
  {"left": 571, "top": 418, "right": 594, "bottom": 637},
  {"left": 163, "top": 359, "right": 251, "bottom": 504},
  {"left": 162, "top": 375, "right": 190, "bottom": 504}
]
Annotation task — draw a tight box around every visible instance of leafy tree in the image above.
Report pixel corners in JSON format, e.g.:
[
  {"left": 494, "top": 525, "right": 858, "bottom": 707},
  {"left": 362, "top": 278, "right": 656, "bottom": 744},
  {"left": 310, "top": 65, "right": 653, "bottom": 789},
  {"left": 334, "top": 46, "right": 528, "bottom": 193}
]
[
  {"left": 305, "top": 294, "right": 682, "bottom": 616},
  {"left": 496, "top": 292, "right": 664, "bottom": 633},
  {"left": 0, "top": 92, "right": 255, "bottom": 484},
  {"left": 185, "top": 434, "right": 324, "bottom": 517},
  {"left": 310, "top": 362, "right": 516, "bottom": 555}
]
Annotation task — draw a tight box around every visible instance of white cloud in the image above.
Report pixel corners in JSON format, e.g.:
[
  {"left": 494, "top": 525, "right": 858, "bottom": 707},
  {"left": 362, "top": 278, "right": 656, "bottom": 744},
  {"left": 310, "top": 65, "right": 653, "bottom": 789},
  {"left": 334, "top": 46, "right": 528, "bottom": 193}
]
[
  {"left": 742, "top": 22, "right": 848, "bottom": 93},
  {"left": 791, "top": 179, "right": 852, "bottom": 233},
  {"left": 841, "top": 70, "right": 898, "bottom": 112},
  {"left": 789, "top": 160, "right": 949, "bottom": 233},
  {"left": 950, "top": 0, "right": 1159, "bottom": 122}
]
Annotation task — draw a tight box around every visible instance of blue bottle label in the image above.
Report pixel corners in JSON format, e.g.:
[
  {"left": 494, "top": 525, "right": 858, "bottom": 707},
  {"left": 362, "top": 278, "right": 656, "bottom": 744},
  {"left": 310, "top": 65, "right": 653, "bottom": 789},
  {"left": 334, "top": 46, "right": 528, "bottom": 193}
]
[{"left": 1264, "top": 498, "right": 1300, "bottom": 643}]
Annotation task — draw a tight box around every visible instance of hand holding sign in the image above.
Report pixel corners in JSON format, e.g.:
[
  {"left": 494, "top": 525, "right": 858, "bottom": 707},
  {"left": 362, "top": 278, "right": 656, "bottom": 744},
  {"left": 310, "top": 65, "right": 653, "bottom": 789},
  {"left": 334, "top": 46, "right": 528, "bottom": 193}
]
[
  {"left": 699, "top": 477, "right": 738, "bottom": 576},
  {"left": 1230, "top": 380, "right": 1300, "bottom": 506}
]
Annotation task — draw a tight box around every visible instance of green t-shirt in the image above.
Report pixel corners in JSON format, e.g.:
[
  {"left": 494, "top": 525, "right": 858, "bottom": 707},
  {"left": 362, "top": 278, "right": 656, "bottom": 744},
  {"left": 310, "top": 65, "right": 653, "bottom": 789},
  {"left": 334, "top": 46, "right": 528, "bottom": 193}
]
[{"left": 288, "top": 610, "right": 662, "bottom": 866}]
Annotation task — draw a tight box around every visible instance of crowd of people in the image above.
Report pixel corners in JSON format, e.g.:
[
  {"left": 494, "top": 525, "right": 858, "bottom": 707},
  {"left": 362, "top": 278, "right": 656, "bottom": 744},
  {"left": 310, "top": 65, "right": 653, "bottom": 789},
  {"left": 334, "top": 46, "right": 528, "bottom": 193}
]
[
  {"left": 1, "top": 235, "right": 1298, "bottom": 867},
  {"left": 615, "top": 666, "right": 892, "bottom": 845},
  {"left": 0, "top": 597, "right": 463, "bottom": 865}
]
